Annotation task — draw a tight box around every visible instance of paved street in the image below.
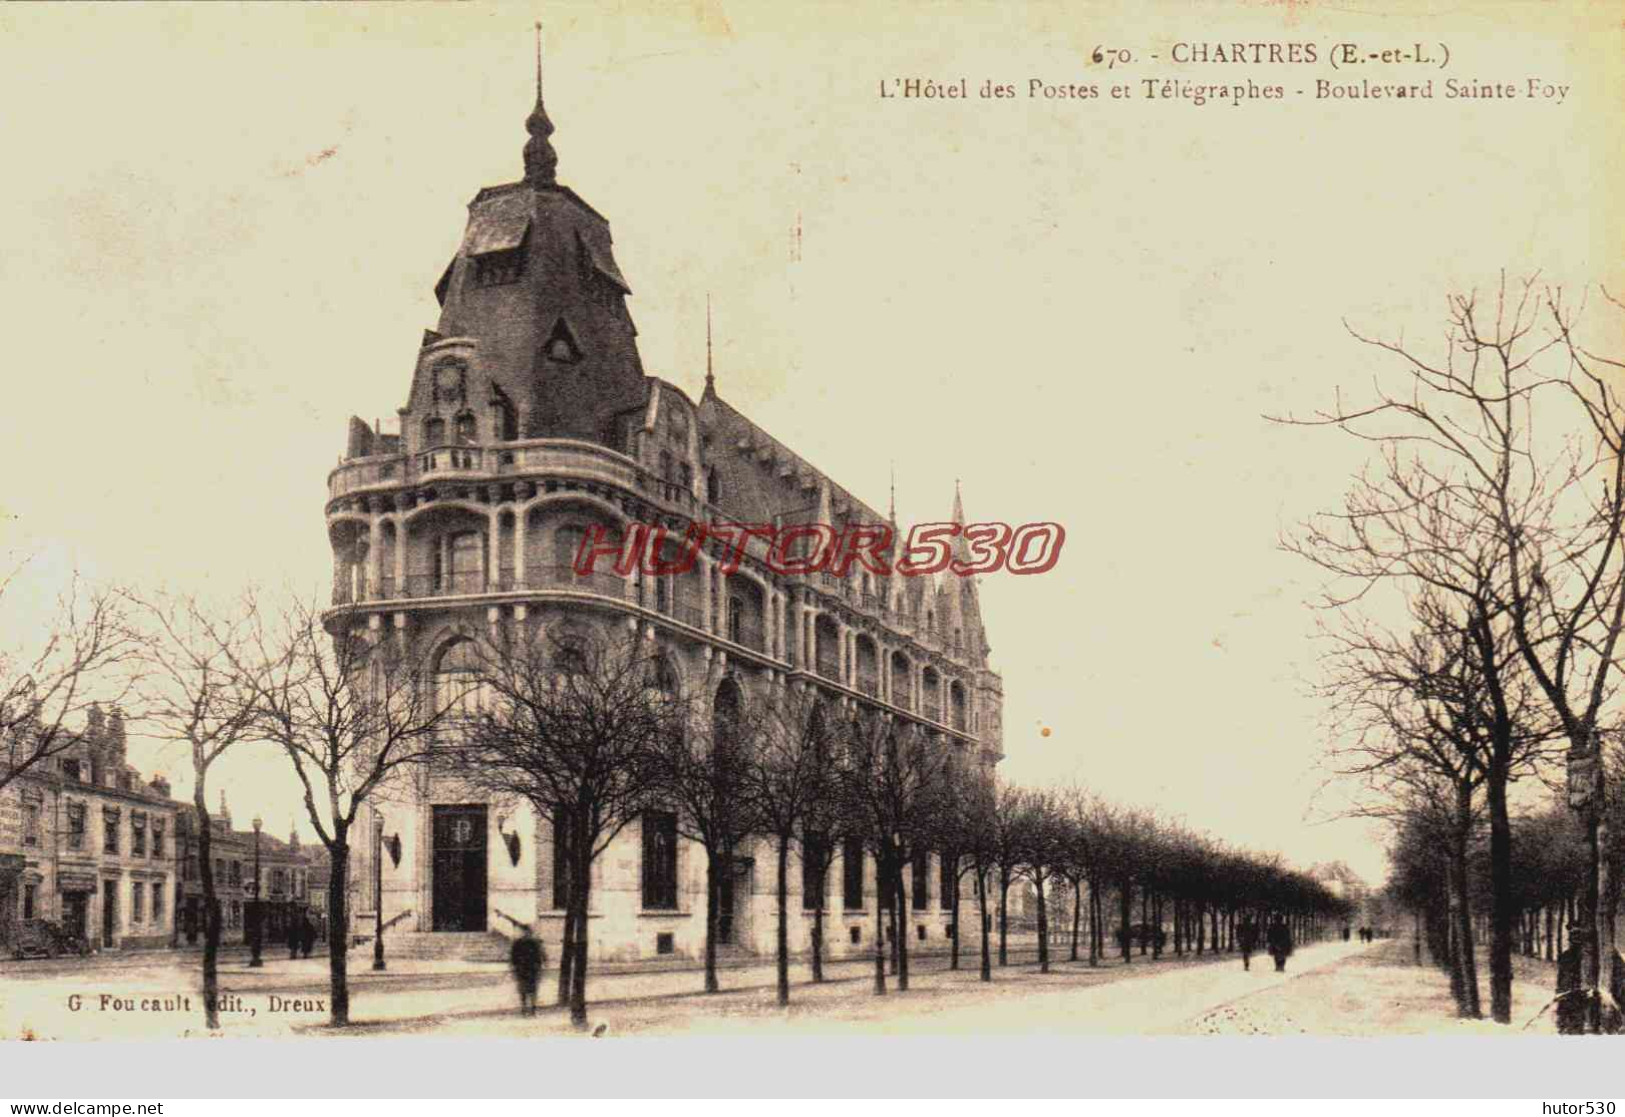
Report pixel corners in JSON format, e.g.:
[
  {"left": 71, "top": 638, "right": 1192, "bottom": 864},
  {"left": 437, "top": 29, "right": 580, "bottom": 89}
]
[{"left": 8, "top": 937, "right": 1533, "bottom": 1040}]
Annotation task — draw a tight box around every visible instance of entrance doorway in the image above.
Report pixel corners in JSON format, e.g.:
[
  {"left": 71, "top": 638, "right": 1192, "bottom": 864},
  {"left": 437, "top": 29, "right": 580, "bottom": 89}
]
[
  {"left": 431, "top": 805, "right": 488, "bottom": 932},
  {"left": 64, "top": 893, "right": 89, "bottom": 941},
  {"left": 101, "top": 880, "right": 117, "bottom": 947}
]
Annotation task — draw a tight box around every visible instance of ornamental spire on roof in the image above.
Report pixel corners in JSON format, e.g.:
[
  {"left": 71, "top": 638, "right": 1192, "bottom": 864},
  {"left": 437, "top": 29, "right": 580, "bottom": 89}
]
[
  {"left": 704, "top": 294, "right": 716, "bottom": 397},
  {"left": 523, "top": 22, "right": 558, "bottom": 186}
]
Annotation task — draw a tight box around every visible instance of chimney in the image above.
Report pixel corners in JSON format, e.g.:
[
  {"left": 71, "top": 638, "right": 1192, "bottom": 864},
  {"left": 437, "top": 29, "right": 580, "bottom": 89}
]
[
  {"left": 150, "top": 773, "right": 172, "bottom": 799},
  {"left": 107, "top": 707, "right": 128, "bottom": 767}
]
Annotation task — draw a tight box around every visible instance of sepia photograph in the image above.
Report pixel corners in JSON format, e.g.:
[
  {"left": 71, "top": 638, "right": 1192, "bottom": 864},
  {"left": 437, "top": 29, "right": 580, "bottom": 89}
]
[{"left": 0, "top": 0, "right": 1622, "bottom": 1104}]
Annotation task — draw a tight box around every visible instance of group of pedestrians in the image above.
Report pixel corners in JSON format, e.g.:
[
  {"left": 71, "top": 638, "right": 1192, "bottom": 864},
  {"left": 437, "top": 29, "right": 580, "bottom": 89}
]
[
  {"left": 1236, "top": 915, "right": 1295, "bottom": 973},
  {"left": 285, "top": 911, "right": 321, "bottom": 960}
]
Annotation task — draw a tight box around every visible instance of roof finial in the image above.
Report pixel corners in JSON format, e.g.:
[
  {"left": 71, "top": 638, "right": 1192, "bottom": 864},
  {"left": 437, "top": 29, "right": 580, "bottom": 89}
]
[
  {"left": 523, "top": 21, "right": 558, "bottom": 186},
  {"left": 889, "top": 460, "right": 897, "bottom": 522},
  {"left": 704, "top": 293, "right": 716, "bottom": 397}
]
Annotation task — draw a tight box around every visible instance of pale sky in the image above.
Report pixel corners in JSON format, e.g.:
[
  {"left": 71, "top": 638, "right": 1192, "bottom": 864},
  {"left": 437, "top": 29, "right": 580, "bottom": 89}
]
[{"left": 2, "top": 2, "right": 1620, "bottom": 882}]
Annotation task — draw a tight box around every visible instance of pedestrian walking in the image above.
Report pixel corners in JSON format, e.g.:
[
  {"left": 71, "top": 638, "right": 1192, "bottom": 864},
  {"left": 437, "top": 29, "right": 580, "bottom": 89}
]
[
  {"left": 1237, "top": 916, "right": 1259, "bottom": 972},
  {"left": 300, "top": 913, "right": 316, "bottom": 958},
  {"left": 510, "top": 924, "right": 544, "bottom": 1017},
  {"left": 1266, "top": 916, "right": 1293, "bottom": 973}
]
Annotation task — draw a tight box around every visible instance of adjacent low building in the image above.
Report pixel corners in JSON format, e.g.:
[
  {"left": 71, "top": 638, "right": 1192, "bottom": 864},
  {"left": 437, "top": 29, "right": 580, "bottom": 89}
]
[
  {"left": 0, "top": 707, "right": 179, "bottom": 953},
  {"left": 174, "top": 798, "right": 319, "bottom": 947}
]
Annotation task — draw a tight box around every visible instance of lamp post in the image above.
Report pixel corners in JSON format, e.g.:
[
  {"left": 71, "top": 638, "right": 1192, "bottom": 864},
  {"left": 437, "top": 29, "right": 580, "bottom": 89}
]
[
  {"left": 249, "top": 815, "right": 264, "bottom": 968},
  {"left": 373, "top": 814, "right": 387, "bottom": 971}
]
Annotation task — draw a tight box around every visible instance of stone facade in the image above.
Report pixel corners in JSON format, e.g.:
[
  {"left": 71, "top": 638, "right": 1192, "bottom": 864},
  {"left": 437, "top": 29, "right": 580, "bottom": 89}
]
[
  {"left": 0, "top": 707, "right": 179, "bottom": 953},
  {"left": 322, "top": 56, "right": 1005, "bottom": 965},
  {"left": 173, "top": 798, "right": 320, "bottom": 948}
]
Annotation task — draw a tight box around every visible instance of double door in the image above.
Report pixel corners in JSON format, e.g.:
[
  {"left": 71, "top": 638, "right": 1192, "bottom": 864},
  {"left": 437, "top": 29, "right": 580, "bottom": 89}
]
[{"left": 431, "top": 805, "right": 488, "bottom": 932}]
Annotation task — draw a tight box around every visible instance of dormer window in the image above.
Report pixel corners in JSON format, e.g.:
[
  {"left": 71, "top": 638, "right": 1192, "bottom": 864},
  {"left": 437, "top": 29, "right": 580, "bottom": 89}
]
[
  {"left": 454, "top": 412, "right": 477, "bottom": 445},
  {"left": 62, "top": 759, "right": 81, "bottom": 781},
  {"left": 424, "top": 417, "right": 446, "bottom": 448},
  {"left": 543, "top": 318, "right": 582, "bottom": 365},
  {"left": 474, "top": 247, "right": 525, "bottom": 286},
  {"left": 471, "top": 223, "right": 529, "bottom": 288}
]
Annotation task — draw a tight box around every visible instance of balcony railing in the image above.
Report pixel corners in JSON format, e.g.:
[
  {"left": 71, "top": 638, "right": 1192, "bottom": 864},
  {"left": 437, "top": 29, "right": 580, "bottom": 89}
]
[
  {"left": 329, "top": 438, "right": 705, "bottom": 519},
  {"left": 335, "top": 565, "right": 631, "bottom": 604}
]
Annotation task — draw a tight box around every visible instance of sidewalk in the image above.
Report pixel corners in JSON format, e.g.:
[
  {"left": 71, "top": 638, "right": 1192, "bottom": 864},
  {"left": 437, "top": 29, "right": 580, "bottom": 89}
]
[{"left": 1179, "top": 939, "right": 1567, "bottom": 1035}]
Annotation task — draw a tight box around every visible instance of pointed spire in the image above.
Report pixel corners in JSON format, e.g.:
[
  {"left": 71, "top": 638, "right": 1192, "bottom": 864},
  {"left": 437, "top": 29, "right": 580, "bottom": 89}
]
[
  {"left": 889, "top": 461, "right": 897, "bottom": 523},
  {"left": 949, "top": 480, "right": 972, "bottom": 563},
  {"left": 704, "top": 294, "right": 715, "bottom": 397},
  {"left": 523, "top": 22, "right": 559, "bottom": 186}
]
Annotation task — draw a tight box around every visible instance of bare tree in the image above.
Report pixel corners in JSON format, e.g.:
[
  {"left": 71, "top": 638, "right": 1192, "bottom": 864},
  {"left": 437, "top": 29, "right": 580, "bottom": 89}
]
[
  {"left": 650, "top": 669, "right": 759, "bottom": 996},
  {"left": 930, "top": 751, "right": 997, "bottom": 974},
  {"left": 838, "top": 709, "right": 951, "bottom": 994},
  {"left": 1316, "top": 596, "right": 1555, "bottom": 1017},
  {"left": 1279, "top": 276, "right": 1622, "bottom": 1023},
  {"left": 451, "top": 623, "right": 678, "bottom": 1027},
  {"left": 2, "top": 572, "right": 137, "bottom": 794},
  {"left": 744, "top": 681, "right": 836, "bottom": 1005},
  {"left": 244, "top": 596, "right": 459, "bottom": 1028},
  {"left": 124, "top": 591, "right": 260, "bottom": 1032},
  {"left": 1015, "top": 788, "right": 1065, "bottom": 974}
]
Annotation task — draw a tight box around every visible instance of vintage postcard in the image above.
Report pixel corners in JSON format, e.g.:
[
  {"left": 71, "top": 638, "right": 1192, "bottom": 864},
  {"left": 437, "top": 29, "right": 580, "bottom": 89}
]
[{"left": 1, "top": 0, "right": 1622, "bottom": 1101}]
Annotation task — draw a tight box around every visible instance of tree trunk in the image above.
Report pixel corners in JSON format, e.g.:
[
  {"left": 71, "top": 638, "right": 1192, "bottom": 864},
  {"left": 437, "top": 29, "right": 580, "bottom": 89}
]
[
  {"left": 996, "top": 869, "right": 1010, "bottom": 966},
  {"left": 557, "top": 896, "right": 576, "bottom": 1006},
  {"left": 568, "top": 845, "right": 592, "bottom": 1027},
  {"left": 194, "top": 790, "right": 221, "bottom": 1031},
  {"left": 327, "top": 834, "right": 351, "bottom": 1026},
  {"left": 896, "top": 860, "right": 910, "bottom": 992},
  {"left": 1152, "top": 894, "right": 1163, "bottom": 960},
  {"left": 976, "top": 866, "right": 991, "bottom": 982},
  {"left": 950, "top": 871, "right": 962, "bottom": 971},
  {"left": 1088, "top": 878, "right": 1100, "bottom": 966},
  {"left": 810, "top": 858, "right": 826, "bottom": 983},
  {"left": 1035, "top": 872, "right": 1050, "bottom": 973},
  {"left": 775, "top": 833, "right": 790, "bottom": 1006},
  {"left": 1070, "top": 880, "right": 1081, "bottom": 963},
  {"left": 704, "top": 847, "right": 721, "bottom": 994},
  {"left": 1120, "top": 879, "right": 1132, "bottom": 964},
  {"left": 1486, "top": 761, "right": 1514, "bottom": 1025},
  {"left": 872, "top": 860, "right": 887, "bottom": 996},
  {"left": 1448, "top": 811, "right": 1480, "bottom": 1018},
  {"left": 1139, "top": 889, "right": 1148, "bottom": 955}
]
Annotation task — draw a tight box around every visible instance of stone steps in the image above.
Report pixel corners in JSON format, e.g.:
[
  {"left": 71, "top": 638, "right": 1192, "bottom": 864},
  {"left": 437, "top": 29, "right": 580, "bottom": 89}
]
[{"left": 384, "top": 930, "right": 510, "bottom": 963}]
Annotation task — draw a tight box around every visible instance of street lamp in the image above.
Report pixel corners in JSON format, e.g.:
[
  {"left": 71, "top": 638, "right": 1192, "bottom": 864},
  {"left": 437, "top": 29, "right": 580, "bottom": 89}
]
[
  {"left": 249, "top": 815, "right": 264, "bottom": 968},
  {"left": 373, "top": 814, "right": 387, "bottom": 971}
]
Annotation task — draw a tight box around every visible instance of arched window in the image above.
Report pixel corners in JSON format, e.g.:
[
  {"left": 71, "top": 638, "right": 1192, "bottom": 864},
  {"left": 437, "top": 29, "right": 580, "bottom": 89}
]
[
  {"left": 492, "top": 394, "right": 518, "bottom": 442},
  {"left": 423, "top": 416, "right": 446, "bottom": 448},
  {"left": 433, "top": 530, "right": 485, "bottom": 594},
  {"left": 435, "top": 638, "right": 483, "bottom": 716},
  {"left": 454, "top": 411, "right": 477, "bottom": 445},
  {"left": 713, "top": 677, "right": 742, "bottom": 754}
]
